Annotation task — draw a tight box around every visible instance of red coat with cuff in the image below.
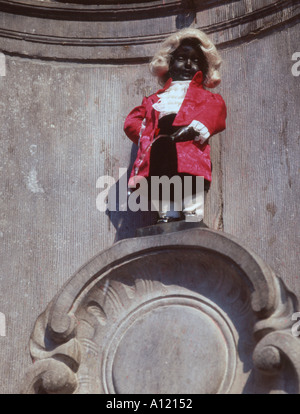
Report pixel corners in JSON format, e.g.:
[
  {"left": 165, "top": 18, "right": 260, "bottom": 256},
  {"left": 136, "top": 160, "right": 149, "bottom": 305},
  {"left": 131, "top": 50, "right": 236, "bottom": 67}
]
[{"left": 124, "top": 71, "right": 227, "bottom": 186}]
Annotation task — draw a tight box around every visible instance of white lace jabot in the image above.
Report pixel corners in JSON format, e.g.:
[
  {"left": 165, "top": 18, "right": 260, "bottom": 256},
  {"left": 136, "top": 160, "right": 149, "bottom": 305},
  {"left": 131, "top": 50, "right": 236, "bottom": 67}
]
[
  {"left": 150, "top": 80, "right": 210, "bottom": 144},
  {"left": 152, "top": 80, "right": 191, "bottom": 118}
]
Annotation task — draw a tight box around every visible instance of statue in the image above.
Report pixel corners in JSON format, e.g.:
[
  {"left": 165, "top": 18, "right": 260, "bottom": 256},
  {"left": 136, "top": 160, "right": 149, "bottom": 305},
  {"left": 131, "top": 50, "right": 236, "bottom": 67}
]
[{"left": 124, "top": 28, "right": 227, "bottom": 223}]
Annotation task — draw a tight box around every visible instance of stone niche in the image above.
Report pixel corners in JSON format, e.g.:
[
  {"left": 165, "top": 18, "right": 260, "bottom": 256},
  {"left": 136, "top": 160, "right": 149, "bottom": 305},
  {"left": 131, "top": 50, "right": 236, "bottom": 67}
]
[
  {"left": 1, "top": 0, "right": 298, "bottom": 395},
  {"left": 21, "top": 227, "right": 300, "bottom": 394}
]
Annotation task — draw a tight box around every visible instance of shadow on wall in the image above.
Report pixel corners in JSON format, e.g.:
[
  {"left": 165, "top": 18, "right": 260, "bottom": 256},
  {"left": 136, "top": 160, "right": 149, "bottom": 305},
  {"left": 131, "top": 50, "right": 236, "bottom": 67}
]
[
  {"left": 176, "top": 10, "right": 196, "bottom": 29},
  {"left": 106, "top": 144, "right": 157, "bottom": 242}
]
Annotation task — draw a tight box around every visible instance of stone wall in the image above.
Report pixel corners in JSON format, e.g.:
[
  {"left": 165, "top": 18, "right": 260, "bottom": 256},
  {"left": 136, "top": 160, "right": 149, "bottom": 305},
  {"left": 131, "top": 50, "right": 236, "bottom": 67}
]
[{"left": 0, "top": 0, "right": 299, "bottom": 393}]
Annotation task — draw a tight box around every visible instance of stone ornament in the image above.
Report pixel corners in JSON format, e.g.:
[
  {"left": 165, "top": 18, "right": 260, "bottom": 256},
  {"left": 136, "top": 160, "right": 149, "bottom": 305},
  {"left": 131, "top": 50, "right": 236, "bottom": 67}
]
[
  {"left": 21, "top": 228, "right": 300, "bottom": 394},
  {"left": 0, "top": 0, "right": 297, "bottom": 61}
]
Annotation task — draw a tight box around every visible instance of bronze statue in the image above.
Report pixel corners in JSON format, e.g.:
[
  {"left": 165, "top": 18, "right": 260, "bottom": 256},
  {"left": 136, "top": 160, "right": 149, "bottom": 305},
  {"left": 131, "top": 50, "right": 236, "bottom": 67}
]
[{"left": 124, "top": 28, "right": 227, "bottom": 223}]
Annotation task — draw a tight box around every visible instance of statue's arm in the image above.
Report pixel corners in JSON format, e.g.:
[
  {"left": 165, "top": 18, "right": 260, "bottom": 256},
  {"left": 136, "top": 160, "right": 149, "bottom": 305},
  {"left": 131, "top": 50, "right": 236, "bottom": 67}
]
[
  {"left": 193, "top": 93, "right": 227, "bottom": 137},
  {"left": 172, "top": 93, "right": 227, "bottom": 143},
  {"left": 124, "top": 97, "right": 148, "bottom": 145}
]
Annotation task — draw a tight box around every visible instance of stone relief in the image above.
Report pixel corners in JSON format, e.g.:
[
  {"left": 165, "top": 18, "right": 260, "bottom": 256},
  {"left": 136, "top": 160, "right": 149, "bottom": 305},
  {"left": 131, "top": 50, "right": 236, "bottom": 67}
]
[{"left": 21, "top": 228, "right": 300, "bottom": 394}]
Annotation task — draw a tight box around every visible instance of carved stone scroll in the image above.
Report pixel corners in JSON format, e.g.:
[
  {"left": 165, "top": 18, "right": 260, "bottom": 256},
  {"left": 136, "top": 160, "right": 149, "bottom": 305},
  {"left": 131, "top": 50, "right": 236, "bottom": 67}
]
[{"left": 21, "top": 228, "right": 300, "bottom": 394}]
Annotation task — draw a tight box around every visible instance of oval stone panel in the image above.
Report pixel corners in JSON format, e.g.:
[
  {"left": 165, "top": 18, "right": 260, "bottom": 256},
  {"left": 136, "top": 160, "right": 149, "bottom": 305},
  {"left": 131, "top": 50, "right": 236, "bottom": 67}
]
[{"left": 103, "top": 297, "right": 236, "bottom": 394}]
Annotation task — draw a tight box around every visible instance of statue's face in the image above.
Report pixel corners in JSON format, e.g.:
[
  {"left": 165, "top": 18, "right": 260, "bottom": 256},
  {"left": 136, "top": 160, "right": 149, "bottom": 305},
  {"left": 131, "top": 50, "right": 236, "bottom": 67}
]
[{"left": 169, "top": 43, "right": 204, "bottom": 81}]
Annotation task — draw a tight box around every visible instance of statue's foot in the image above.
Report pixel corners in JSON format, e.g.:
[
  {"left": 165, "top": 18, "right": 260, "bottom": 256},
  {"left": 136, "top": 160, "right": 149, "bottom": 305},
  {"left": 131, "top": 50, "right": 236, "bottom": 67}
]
[{"left": 184, "top": 213, "right": 203, "bottom": 222}]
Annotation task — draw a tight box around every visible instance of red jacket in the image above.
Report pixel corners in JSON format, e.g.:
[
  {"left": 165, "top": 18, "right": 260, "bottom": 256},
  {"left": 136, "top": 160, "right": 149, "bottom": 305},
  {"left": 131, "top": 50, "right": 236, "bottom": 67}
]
[{"left": 124, "top": 71, "right": 226, "bottom": 185}]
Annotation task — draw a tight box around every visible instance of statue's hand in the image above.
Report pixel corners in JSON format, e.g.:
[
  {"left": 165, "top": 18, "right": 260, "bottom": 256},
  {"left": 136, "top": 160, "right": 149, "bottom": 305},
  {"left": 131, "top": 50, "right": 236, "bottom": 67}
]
[{"left": 171, "top": 126, "right": 198, "bottom": 142}]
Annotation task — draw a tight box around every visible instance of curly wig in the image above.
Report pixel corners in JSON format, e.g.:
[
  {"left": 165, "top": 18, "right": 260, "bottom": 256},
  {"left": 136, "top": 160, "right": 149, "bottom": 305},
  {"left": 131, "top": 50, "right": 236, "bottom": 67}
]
[{"left": 149, "top": 28, "right": 222, "bottom": 88}]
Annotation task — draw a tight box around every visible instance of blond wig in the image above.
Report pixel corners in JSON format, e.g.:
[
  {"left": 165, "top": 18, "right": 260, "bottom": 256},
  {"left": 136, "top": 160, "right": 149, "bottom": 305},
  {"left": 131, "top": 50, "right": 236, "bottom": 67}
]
[{"left": 149, "top": 28, "right": 222, "bottom": 88}]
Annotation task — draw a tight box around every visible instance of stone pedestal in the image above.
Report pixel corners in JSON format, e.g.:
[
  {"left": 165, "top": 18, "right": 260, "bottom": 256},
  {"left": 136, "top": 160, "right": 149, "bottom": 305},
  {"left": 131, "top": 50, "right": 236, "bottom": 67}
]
[{"left": 21, "top": 226, "right": 300, "bottom": 394}]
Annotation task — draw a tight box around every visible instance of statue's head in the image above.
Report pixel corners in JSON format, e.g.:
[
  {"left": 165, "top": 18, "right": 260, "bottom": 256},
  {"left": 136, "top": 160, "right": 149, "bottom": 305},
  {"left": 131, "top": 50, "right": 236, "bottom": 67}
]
[
  {"left": 168, "top": 37, "right": 208, "bottom": 81},
  {"left": 150, "top": 28, "right": 222, "bottom": 88}
]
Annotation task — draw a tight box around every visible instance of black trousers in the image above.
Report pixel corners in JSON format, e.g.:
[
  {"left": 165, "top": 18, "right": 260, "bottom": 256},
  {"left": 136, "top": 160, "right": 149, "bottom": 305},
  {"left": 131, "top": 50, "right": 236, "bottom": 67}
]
[{"left": 148, "top": 114, "right": 210, "bottom": 202}]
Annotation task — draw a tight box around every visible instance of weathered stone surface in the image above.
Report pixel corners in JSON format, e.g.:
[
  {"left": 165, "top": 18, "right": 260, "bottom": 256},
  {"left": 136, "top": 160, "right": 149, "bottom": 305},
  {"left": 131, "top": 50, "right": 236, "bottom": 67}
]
[
  {"left": 0, "top": 0, "right": 299, "bottom": 394},
  {"left": 21, "top": 227, "right": 300, "bottom": 394},
  {"left": 0, "top": 0, "right": 298, "bottom": 61}
]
